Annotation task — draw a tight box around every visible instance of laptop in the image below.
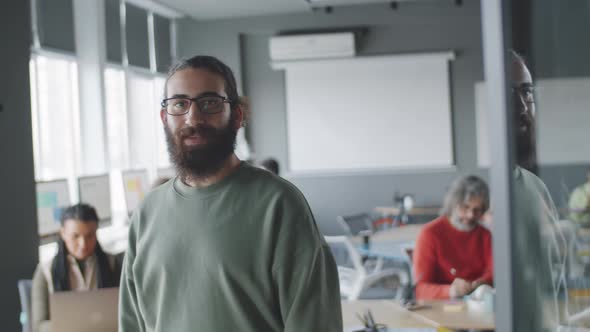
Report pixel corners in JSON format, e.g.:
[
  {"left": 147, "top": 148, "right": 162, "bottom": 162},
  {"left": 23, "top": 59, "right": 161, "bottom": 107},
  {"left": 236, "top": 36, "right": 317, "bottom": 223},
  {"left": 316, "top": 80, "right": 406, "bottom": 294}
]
[{"left": 50, "top": 287, "right": 119, "bottom": 332}]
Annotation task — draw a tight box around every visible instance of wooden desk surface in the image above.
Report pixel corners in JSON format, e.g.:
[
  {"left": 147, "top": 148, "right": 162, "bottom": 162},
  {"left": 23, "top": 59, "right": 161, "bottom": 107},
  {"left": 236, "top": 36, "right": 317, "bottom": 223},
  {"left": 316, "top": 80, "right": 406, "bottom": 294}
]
[
  {"left": 369, "top": 224, "right": 424, "bottom": 243},
  {"left": 342, "top": 300, "right": 495, "bottom": 330},
  {"left": 412, "top": 300, "right": 495, "bottom": 331},
  {"left": 341, "top": 300, "right": 435, "bottom": 328}
]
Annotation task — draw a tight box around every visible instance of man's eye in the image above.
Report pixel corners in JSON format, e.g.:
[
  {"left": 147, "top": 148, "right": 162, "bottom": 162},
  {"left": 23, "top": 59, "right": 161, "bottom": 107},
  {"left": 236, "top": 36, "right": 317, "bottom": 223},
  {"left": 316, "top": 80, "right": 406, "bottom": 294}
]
[
  {"left": 200, "top": 98, "right": 220, "bottom": 109},
  {"left": 174, "top": 100, "right": 188, "bottom": 108}
]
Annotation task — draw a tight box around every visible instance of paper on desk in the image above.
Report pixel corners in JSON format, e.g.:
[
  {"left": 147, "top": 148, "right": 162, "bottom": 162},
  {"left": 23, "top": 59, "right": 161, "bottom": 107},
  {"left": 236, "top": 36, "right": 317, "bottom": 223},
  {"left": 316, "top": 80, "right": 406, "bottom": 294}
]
[{"left": 344, "top": 327, "right": 438, "bottom": 332}]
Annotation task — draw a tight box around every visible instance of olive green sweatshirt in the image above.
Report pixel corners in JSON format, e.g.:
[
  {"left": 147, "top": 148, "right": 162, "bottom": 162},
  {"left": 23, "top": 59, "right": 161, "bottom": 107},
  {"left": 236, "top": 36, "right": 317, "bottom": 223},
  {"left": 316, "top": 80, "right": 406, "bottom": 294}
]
[{"left": 119, "top": 162, "right": 342, "bottom": 332}]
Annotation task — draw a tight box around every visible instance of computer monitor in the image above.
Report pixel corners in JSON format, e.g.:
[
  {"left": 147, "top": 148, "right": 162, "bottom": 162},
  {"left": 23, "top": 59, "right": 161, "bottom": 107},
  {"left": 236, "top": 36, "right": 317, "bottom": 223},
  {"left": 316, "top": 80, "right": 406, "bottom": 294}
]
[
  {"left": 121, "top": 169, "right": 149, "bottom": 214},
  {"left": 78, "top": 174, "right": 112, "bottom": 221},
  {"left": 36, "top": 179, "right": 71, "bottom": 236}
]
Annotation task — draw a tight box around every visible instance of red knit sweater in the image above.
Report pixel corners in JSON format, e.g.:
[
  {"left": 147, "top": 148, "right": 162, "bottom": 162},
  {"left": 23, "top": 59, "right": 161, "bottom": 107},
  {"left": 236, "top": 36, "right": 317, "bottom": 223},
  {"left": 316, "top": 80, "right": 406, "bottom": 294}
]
[{"left": 413, "top": 215, "right": 493, "bottom": 300}]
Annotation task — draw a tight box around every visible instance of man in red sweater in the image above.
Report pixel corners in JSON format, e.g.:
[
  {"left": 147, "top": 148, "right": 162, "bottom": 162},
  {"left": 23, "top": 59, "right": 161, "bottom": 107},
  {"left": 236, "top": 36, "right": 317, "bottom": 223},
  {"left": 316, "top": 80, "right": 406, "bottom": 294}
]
[{"left": 413, "top": 175, "right": 493, "bottom": 300}]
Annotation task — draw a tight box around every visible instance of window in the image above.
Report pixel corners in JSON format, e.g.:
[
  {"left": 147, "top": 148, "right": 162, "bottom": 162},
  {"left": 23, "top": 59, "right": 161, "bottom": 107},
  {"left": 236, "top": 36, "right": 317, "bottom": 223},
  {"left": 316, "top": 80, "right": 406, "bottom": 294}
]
[
  {"left": 30, "top": 53, "right": 81, "bottom": 200},
  {"left": 127, "top": 71, "right": 168, "bottom": 172},
  {"left": 30, "top": 0, "right": 178, "bottom": 233},
  {"left": 104, "top": 68, "right": 170, "bottom": 222},
  {"left": 104, "top": 67, "right": 129, "bottom": 169},
  {"left": 154, "top": 76, "right": 169, "bottom": 168},
  {"left": 104, "top": 66, "right": 128, "bottom": 222}
]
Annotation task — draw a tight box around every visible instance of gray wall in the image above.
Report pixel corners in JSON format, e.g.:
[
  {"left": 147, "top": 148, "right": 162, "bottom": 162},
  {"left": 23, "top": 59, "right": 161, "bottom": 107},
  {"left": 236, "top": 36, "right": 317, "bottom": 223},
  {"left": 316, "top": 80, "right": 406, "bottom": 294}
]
[
  {"left": 0, "top": 0, "right": 38, "bottom": 330},
  {"left": 177, "top": 1, "right": 485, "bottom": 234}
]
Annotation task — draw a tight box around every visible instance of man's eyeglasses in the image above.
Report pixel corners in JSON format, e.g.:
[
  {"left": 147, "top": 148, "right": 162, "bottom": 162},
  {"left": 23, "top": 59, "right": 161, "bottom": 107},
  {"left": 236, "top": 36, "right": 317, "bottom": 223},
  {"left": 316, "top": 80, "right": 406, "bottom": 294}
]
[
  {"left": 161, "top": 94, "right": 232, "bottom": 116},
  {"left": 512, "top": 85, "right": 535, "bottom": 104}
]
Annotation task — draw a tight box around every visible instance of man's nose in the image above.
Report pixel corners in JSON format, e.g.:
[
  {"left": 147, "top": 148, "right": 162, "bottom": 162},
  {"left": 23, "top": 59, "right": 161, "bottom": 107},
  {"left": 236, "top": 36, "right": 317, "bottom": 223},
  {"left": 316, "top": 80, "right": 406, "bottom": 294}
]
[
  {"left": 185, "top": 102, "right": 203, "bottom": 126},
  {"left": 514, "top": 92, "right": 527, "bottom": 111}
]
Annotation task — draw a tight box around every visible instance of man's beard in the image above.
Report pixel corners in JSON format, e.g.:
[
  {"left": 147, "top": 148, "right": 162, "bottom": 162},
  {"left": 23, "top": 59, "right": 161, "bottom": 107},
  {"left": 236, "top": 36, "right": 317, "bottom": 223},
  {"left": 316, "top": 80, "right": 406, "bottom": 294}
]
[
  {"left": 449, "top": 213, "right": 477, "bottom": 232},
  {"left": 164, "top": 118, "right": 238, "bottom": 181},
  {"left": 515, "top": 121, "right": 537, "bottom": 171}
]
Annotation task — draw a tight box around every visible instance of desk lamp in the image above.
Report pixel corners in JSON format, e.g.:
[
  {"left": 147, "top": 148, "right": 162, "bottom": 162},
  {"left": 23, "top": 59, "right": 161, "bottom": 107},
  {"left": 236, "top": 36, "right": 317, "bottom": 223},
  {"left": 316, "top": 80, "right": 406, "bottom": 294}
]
[{"left": 393, "top": 192, "right": 415, "bottom": 224}]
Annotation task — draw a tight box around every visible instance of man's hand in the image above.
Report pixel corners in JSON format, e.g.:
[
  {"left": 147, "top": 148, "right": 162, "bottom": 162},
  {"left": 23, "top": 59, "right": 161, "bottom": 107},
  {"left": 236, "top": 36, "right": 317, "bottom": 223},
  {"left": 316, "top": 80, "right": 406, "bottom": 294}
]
[
  {"left": 471, "top": 279, "right": 485, "bottom": 289},
  {"left": 449, "top": 278, "right": 473, "bottom": 299}
]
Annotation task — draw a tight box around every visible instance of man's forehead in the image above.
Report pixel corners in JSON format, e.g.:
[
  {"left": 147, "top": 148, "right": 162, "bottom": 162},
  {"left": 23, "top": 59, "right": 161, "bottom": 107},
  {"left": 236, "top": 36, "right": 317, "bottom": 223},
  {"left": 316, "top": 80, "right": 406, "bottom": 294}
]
[
  {"left": 511, "top": 60, "right": 533, "bottom": 85},
  {"left": 167, "top": 68, "right": 226, "bottom": 93},
  {"left": 461, "top": 195, "right": 485, "bottom": 206}
]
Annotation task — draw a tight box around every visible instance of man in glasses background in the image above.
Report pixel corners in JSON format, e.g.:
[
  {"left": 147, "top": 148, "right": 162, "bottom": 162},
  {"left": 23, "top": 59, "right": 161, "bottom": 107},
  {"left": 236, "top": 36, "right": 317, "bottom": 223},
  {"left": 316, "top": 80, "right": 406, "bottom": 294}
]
[
  {"left": 119, "top": 55, "right": 342, "bottom": 332},
  {"left": 509, "top": 50, "right": 573, "bottom": 330},
  {"left": 511, "top": 50, "right": 537, "bottom": 173}
]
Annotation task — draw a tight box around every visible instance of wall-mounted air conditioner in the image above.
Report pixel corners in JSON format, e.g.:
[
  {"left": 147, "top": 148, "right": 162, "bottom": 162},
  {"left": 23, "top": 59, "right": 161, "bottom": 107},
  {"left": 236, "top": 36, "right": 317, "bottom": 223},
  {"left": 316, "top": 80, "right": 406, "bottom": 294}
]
[{"left": 269, "top": 32, "right": 356, "bottom": 62}]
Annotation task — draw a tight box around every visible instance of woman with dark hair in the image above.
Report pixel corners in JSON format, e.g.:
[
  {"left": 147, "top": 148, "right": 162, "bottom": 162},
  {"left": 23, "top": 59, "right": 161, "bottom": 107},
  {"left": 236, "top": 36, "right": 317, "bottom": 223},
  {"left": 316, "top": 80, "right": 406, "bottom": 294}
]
[
  {"left": 260, "top": 158, "right": 280, "bottom": 175},
  {"left": 31, "top": 203, "right": 120, "bottom": 332}
]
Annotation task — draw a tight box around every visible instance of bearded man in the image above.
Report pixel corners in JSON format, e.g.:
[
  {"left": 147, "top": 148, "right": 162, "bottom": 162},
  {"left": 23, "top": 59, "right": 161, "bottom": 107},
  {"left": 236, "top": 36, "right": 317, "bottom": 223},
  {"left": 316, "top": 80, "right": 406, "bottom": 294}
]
[{"left": 119, "top": 55, "right": 342, "bottom": 332}]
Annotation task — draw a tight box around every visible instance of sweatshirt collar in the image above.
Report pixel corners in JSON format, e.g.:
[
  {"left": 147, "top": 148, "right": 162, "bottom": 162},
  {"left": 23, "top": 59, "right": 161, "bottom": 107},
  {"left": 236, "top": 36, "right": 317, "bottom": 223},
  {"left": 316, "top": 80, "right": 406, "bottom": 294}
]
[{"left": 173, "top": 161, "right": 247, "bottom": 198}]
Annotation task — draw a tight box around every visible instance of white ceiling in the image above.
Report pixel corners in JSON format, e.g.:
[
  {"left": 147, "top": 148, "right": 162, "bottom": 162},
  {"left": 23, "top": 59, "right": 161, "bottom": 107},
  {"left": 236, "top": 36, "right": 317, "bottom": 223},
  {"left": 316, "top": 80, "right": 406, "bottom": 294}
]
[{"left": 155, "top": 0, "right": 312, "bottom": 21}]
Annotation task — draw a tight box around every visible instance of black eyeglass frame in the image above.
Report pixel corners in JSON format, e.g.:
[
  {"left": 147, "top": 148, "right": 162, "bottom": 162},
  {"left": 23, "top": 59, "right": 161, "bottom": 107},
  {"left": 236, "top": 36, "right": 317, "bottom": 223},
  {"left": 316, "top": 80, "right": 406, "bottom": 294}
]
[
  {"left": 160, "top": 93, "right": 233, "bottom": 116},
  {"left": 511, "top": 84, "right": 536, "bottom": 104}
]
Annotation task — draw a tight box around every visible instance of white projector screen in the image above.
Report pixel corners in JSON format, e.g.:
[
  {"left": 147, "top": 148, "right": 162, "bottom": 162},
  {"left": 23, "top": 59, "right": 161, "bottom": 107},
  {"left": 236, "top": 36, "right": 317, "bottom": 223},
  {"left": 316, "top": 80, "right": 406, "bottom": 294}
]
[{"left": 275, "top": 53, "right": 455, "bottom": 173}]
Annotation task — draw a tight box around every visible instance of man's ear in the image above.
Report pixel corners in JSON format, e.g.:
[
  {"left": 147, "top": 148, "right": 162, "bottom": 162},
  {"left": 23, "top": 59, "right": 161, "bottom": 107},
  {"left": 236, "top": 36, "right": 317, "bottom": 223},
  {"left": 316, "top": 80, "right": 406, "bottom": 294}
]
[
  {"left": 232, "top": 105, "right": 244, "bottom": 130},
  {"left": 160, "top": 108, "right": 168, "bottom": 125}
]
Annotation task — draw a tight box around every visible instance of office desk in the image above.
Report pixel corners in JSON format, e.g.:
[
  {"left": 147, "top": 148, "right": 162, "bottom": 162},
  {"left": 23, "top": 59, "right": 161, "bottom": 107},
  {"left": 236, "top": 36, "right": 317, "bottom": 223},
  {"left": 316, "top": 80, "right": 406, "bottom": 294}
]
[
  {"left": 371, "top": 225, "right": 423, "bottom": 243},
  {"left": 412, "top": 300, "right": 495, "bottom": 331},
  {"left": 375, "top": 206, "right": 440, "bottom": 216},
  {"left": 354, "top": 225, "right": 422, "bottom": 260},
  {"left": 342, "top": 300, "right": 494, "bottom": 331},
  {"left": 342, "top": 300, "right": 436, "bottom": 329}
]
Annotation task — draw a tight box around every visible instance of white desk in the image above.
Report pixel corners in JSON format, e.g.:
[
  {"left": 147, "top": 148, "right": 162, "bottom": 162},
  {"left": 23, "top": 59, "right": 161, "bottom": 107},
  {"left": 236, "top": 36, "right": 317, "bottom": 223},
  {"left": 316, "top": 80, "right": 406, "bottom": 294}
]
[
  {"left": 375, "top": 206, "right": 440, "bottom": 216},
  {"left": 342, "top": 300, "right": 494, "bottom": 331},
  {"left": 341, "top": 300, "right": 435, "bottom": 329},
  {"left": 414, "top": 300, "right": 495, "bottom": 330},
  {"left": 370, "top": 224, "right": 423, "bottom": 243},
  {"left": 353, "top": 224, "right": 423, "bottom": 260}
]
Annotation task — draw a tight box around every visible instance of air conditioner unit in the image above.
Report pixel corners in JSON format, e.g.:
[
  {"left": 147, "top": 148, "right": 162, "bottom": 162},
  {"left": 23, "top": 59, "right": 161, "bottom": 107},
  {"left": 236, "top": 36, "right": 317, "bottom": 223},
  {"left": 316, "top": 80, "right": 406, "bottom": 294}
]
[{"left": 269, "top": 32, "right": 356, "bottom": 62}]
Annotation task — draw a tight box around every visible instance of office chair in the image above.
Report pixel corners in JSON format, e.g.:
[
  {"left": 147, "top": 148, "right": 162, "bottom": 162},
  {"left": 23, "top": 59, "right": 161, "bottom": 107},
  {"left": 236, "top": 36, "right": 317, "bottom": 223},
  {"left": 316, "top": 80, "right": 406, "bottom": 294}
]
[
  {"left": 325, "top": 235, "right": 409, "bottom": 300},
  {"left": 18, "top": 279, "right": 33, "bottom": 332},
  {"left": 336, "top": 213, "right": 373, "bottom": 237}
]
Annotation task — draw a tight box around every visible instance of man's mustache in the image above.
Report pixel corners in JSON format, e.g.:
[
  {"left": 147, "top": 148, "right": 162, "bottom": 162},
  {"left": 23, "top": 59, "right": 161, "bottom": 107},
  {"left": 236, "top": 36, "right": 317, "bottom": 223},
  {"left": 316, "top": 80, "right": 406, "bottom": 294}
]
[{"left": 177, "top": 125, "right": 218, "bottom": 139}]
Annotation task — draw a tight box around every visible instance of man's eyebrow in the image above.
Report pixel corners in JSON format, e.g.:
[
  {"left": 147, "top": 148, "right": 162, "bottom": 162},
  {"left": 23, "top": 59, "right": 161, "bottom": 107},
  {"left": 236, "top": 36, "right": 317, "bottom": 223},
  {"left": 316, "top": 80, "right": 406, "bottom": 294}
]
[
  {"left": 519, "top": 82, "right": 534, "bottom": 88},
  {"left": 168, "top": 92, "right": 223, "bottom": 99},
  {"left": 168, "top": 94, "right": 190, "bottom": 99}
]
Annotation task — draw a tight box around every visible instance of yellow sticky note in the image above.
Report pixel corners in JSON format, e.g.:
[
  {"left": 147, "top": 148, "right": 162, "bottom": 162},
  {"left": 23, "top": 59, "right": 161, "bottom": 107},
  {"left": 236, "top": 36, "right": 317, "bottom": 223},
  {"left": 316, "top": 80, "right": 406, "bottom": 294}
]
[{"left": 127, "top": 179, "right": 139, "bottom": 191}]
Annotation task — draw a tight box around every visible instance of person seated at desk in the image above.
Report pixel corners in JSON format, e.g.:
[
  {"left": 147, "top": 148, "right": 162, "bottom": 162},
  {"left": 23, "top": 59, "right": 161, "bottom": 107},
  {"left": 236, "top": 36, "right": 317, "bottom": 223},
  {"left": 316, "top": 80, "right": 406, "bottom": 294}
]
[
  {"left": 260, "top": 157, "right": 280, "bottom": 175},
  {"left": 31, "top": 203, "right": 121, "bottom": 332},
  {"left": 413, "top": 175, "right": 493, "bottom": 300}
]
